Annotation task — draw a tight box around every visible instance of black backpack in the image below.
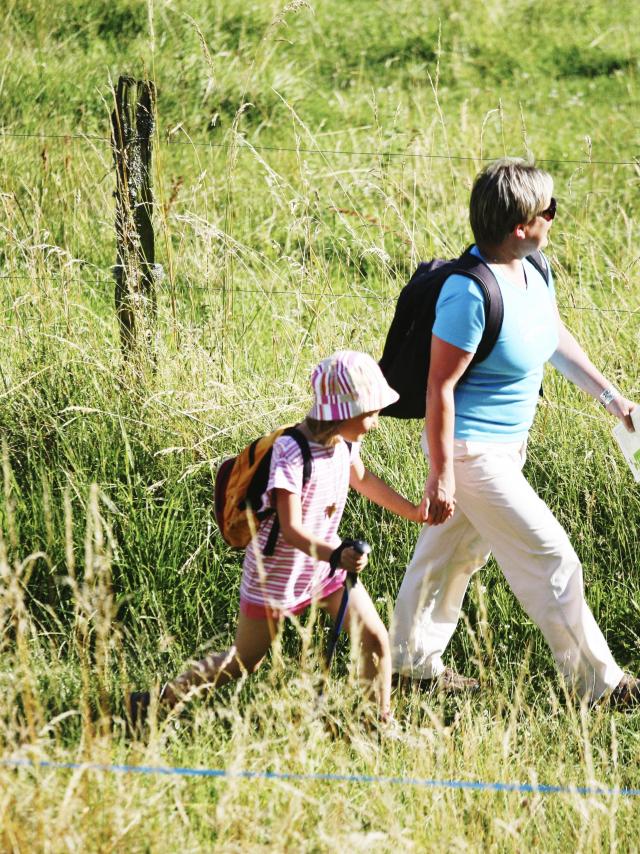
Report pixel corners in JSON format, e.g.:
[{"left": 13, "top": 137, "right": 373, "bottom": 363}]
[{"left": 379, "top": 247, "right": 549, "bottom": 418}]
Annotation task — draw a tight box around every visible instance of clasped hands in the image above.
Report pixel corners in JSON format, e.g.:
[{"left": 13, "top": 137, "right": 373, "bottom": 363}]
[{"left": 419, "top": 469, "right": 456, "bottom": 526}]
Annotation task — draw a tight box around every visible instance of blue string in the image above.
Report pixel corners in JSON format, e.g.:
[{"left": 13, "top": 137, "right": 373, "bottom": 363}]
[{"left": 2, "top": 758, "right": 639, "bottom": 798}]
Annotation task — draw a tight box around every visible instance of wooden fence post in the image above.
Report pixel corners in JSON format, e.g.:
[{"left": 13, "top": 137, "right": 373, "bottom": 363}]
[{"left": 110, "top": 75, "right": 163, "bottom": 360}]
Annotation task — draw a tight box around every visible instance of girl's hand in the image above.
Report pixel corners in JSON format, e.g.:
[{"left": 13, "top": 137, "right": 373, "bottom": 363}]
[
  {"left": 410, "top": 500, "right": 429, "bottom": 524},
  {"left": 423, "top": 469, "right": 456, "bottom": 526},
  {"left": 340, "top": 547, "right": 369, "bottom": 574}
]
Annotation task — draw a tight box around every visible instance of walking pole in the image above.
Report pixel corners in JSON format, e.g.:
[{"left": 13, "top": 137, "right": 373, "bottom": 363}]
[
  {"left": 315, "top": 540, "right": 370, "bottom": 723},
  {"left": 324, "top": 539, "right": 371, "bottom": 671}
]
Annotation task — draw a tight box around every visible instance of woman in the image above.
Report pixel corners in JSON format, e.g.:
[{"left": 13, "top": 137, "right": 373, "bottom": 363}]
[{"left": 390, "top": 158, "right": 639, "bottom": 706}]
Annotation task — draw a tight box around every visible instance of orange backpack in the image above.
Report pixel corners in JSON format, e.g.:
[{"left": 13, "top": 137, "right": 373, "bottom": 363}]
[{"left": 214, "top": 425, "right": 312, "bottom": 553}]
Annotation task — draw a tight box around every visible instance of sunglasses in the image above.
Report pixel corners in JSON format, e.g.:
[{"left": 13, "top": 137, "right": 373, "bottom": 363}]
[{"left": 538, "top": 197, "right": 557, "bottom": 221}]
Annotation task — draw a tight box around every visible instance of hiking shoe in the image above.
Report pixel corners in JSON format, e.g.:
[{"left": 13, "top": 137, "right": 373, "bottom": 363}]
[
  {"left": 128, "top": 691, "right": 151, "bottom": 731},
  {"left": 608, "top": 674, "right": 640, "bottom": 710},
  {"left": 392, "top": 667, "right": 480, "bottom": 695}
]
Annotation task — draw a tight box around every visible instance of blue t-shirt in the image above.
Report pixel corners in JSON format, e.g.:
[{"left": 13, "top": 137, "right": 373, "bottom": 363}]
[{"left": 432, "top": 246, "right": 559, "bottom": 441}]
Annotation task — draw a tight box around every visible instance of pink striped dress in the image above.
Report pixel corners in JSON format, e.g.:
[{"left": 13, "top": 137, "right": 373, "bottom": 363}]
[{"left": 239, "top": 435, "right": 359, "bottom": 618}]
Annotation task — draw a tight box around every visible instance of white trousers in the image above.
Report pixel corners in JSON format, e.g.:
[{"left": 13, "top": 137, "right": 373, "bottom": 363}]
[{"left": 390, "top": 437, "right": 623, "bottom": 701}]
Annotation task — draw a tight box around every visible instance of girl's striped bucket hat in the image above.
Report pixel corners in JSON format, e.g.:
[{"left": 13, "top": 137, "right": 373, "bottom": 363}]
[{"left": 308, "top": 350, "right": 399, "bottom": 421}]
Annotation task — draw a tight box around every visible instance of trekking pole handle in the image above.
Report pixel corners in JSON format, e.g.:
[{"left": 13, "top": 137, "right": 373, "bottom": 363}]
[
  {"left": 329, "top": 538, "right": 371, "bottom": 578},
  {"left": 345, "top": 539, "right": 371, "bottom": 588},
  {"left": 351, "top": 540, "right": 371, "bottom": 557}
]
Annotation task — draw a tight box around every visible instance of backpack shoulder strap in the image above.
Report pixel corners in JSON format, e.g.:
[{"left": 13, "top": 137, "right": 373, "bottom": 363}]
[
  {"left": 525, "top": 250, "right": 550, "bottom": 285},
  {"left": 263, "top": 426, "right": 313, "bottom": 556},
  {"left": 282, "top": 426, "right": 313, "bottom": 486},
  {"left": 451, "top": 251, "right": 504, "bottom": 364}
]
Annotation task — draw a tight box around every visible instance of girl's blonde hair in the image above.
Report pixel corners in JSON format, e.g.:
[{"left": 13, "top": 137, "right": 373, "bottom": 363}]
[
  {"left": 469, "top": 158, "right": 553, "bottom": 246},
  {"left": 304, "top": 417, "right": 345, "bottom": 446}
]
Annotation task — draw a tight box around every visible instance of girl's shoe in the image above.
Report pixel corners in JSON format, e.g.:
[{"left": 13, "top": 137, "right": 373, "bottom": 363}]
[{"left": 127, "top": 691, "right": 151, "bottom": 731}]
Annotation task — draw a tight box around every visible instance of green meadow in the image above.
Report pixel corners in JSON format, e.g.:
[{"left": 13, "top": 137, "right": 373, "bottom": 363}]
[{"left": 0, "top": 0, "right": 639, "bottom": 849}]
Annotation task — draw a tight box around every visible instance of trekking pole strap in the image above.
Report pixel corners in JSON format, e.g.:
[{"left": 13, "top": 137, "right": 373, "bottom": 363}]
[{"left": 324, "top": 540, "right": 371, "bottom": 668}]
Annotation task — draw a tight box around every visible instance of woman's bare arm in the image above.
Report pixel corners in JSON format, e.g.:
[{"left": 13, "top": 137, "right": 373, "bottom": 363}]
[
  {"left": 550, "top": 317, "right": 636, "bottom": 431},
  {"left": 424, "top": 335, "right": 475, "bottom": 525}
]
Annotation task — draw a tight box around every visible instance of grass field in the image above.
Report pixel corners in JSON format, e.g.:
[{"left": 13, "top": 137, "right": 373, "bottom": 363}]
[{"left": 1, "top": 0, "right": 639, "bottom": 850}]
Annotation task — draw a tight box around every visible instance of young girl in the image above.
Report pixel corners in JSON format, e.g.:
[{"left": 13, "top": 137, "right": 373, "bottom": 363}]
[{"left": 129, "top": 350, "right": 426, "bottom": 725}]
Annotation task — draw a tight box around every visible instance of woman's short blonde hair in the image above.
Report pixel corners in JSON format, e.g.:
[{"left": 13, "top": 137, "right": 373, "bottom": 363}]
[{"left": 469, "top": 158, "right": 553, "bottom": 246}]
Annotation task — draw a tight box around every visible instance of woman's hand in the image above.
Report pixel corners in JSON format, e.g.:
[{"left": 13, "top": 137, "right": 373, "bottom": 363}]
[
  {"left": 340, "top": 547, "right": 369, "bottom": 574},
  {"left": 423, "top": 469, "right": 456, "bottom": 526},
  {"left": 606, "top": 395, "right": 637, "bottom": 432}
]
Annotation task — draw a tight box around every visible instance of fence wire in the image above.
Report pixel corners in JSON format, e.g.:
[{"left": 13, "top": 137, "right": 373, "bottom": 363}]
[
  {"left": 2, "top": 129, "right": 640, "bottom": 168},
  {"left": 2, "top": 126, "right": 639, "bottom": 323},
  {"left": 1, "top": 272, "right": 639, "bottom": 315}
]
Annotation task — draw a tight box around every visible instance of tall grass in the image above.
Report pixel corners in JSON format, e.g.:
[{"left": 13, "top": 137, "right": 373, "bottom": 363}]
[{"left": 0, "top": 0, "right": 639, "bottom": 849}]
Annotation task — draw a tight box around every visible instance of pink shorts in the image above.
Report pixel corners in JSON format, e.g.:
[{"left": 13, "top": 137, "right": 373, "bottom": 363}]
[{"left": 239, "top": 572, "right": 347, "bottom": 621}]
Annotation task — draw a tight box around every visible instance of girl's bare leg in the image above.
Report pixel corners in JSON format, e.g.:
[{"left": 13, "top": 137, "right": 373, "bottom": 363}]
[
  {"left": 322, "top": 583, "right": 392, "bottom": 720},
  {"left": 161, "top": 612, "right": 277, "bottom": 708}
]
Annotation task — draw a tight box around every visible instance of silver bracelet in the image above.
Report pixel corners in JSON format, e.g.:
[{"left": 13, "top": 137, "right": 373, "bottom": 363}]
[{"left": 599, "top": 387, "right": 619, "bottom": 408}]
